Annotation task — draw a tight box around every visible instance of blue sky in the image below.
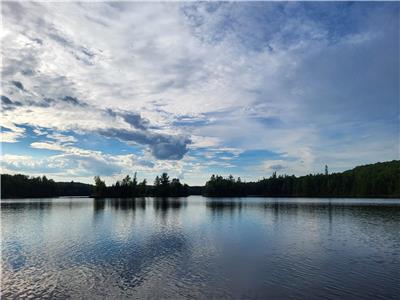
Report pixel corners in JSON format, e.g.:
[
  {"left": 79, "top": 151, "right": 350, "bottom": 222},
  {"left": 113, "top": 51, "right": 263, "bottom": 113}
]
[{"left": 1, "top": 2, "right": 399, "bottom": 185}]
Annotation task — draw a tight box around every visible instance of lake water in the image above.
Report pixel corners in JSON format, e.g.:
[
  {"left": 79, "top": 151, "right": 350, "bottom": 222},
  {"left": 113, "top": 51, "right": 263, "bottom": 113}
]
[{"left": 1, "top": 197, "right": 399, "bottom": 299}]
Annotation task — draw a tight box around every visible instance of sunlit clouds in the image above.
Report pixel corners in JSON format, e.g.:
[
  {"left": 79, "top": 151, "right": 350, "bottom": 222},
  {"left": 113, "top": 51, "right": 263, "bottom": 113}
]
[{"left": 1, "top": 2, "right": 398, "bottom": 184}]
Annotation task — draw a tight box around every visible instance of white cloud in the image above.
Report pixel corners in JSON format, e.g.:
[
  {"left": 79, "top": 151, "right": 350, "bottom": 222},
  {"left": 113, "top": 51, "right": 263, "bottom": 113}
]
[
  {"left": 1, "top": 2, "right": 398, "bottom": 183},
  {"left": 31, "top": 141, "right": 65, "bottom": 152},
  {"left": 1, "top": 130, "right": 24, "bottom": 143},
  {"left": 1, "top": 120, "right": 26, "bottom": 143},
  {"left": 47, "top": 132, "right": 77, "bottom": 143}
]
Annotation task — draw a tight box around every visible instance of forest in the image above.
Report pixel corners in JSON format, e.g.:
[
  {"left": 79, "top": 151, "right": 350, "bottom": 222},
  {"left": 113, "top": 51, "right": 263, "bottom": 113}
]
[
  {"left": 204, "top": 160, "right": 400, "bottom": 197},
  {"left": 1, "top": 160, "right": 399, "bottom": 198},
  {"left": 1, "top": 174, "right": 92, "bottom": 198}
]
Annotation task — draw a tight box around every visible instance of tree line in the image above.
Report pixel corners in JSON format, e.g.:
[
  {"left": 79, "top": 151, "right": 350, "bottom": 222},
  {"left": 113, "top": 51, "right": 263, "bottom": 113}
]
[
  {"left": 1, "top": 174, "right": 92, "bottom": 198},
  {"left": 93, "top": 172, "right": 189, "bottom": 198},
  {"left": 2, "top": 160, "right": 399, "bottom": 198},
  {"left": 203, "top": 160, "right": 400, "bottom": 198}
]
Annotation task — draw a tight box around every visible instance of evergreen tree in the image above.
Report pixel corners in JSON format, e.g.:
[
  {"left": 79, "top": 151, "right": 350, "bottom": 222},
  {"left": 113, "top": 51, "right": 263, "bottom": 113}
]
[{"left": 94, "top": 176, "right": 106, "bottom": 197}]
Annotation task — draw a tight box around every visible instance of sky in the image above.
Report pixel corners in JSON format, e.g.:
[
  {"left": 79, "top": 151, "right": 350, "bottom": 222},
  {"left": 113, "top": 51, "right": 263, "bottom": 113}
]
[{"left": 1, "top": 1, "right": 399, "bottom": 185}]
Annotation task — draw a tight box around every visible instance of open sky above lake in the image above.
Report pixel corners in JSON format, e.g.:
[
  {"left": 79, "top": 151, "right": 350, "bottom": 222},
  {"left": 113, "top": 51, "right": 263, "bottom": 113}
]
[{"left": 1, "top": 2, "right": 399, "bottom": 185}]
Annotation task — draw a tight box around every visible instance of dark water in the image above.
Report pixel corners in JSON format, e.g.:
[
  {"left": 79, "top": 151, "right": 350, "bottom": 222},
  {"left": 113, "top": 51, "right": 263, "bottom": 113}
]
[{"left": 1, "top": 197, "right": 399, "bottom": 299}]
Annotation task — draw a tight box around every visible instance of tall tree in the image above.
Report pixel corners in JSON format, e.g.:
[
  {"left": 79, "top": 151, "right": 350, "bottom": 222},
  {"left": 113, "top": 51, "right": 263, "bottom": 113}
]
[{"left": 94, "top": 176, "right": 106, "bottom": 197}]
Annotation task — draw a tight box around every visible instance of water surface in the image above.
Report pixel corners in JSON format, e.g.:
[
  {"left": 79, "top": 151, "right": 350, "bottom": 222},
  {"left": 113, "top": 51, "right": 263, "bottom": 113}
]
[{"left": 1, "top": 197, "right": 399, "bottom": 299}]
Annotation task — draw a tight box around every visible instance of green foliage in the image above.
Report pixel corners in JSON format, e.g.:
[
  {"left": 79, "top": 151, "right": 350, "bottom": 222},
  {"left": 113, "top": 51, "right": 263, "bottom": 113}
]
[
  {"left": 93, "top": 176, "right": 106, "bottom": 198},
  {"left": 203, "top": 161, "right": 400, "bottom": 198},
  {"left": 1, "top": 174, "right": 93, "bottom": 198},
  {"left": 204, "top": 174, "right": 247, "bottom": 197},
  {"left": 2, "top": 161, "right": 398, "bottom": 199},
  {"left": 93, "top": 173, "right": 188, "bottom": 198}
]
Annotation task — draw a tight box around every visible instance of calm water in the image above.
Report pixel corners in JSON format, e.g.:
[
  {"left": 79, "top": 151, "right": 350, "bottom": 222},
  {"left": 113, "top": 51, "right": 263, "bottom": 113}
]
[{"left": 1, "top": 197, "right": 399, "bottom": 299}]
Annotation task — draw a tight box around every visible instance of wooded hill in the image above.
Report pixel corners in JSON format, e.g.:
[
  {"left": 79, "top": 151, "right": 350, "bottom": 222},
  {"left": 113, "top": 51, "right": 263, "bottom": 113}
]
[
  {"left": 1, "top": 174, "right": 93, "bottom": 198},
  {"left": 203, "top": 160, "right": 399, "bottom": 198}
]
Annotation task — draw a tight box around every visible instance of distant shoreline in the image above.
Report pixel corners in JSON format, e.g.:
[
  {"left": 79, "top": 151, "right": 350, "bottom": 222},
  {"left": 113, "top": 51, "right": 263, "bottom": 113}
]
[{"left": 2, "top": 160, "right": 399, "bottom": 199}]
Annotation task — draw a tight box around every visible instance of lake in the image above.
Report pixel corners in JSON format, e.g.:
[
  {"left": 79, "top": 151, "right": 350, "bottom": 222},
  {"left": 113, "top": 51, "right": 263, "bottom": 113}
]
[{"left": 1, "top": 197, "right": 399, "bottom": 299}]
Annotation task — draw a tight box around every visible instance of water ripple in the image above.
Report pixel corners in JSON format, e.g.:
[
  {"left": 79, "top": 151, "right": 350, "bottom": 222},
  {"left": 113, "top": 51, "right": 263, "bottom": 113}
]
[{"left": 1, "top": 197, "right": 399, "bottom": 299}]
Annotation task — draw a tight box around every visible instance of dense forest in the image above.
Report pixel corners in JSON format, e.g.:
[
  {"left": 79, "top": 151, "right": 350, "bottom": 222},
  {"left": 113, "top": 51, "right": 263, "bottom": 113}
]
[
  {"left": 2, "top": 160, "right": 399, "bottom": 198},
  {"left": 1, "top": 174, "right": 93, "bottom": 198},
  {"left": 204, "top": 160, "right": 400, "bottom": 198}
]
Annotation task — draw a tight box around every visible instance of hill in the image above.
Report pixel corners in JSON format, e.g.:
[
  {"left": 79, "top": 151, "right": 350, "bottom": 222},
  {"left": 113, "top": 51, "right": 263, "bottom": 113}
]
[
  {"left": 203, "top": 160, "right": 400, "bottom": 198},
  {"left": 1, "top": 174, "right": 93, "bottom": 198}
]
